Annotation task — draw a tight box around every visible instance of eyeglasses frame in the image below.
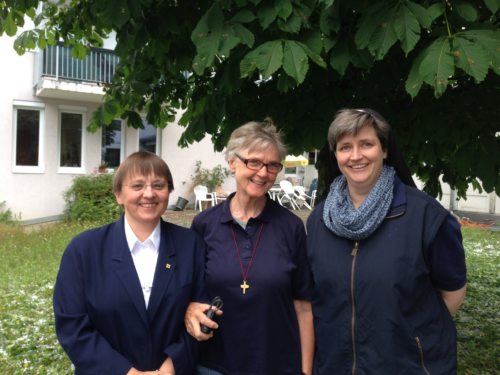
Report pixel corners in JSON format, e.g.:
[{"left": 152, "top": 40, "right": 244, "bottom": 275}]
[{"left": 234, "top": 153, "right": 283, "bottom": 174}]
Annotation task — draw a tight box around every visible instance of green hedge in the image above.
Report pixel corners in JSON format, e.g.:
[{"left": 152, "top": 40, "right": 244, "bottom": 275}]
[{"left": 63, "top": 173, "right": 122, "bottom": 223}]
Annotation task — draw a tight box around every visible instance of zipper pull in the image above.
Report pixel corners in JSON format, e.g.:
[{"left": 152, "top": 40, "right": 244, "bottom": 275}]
[{"left": 351, "top": 241, "right": 359, "bottom": 256}]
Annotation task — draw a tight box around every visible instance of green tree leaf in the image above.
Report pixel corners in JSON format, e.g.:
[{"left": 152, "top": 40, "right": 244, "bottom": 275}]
[
  {"left": 240, "top": 40, "right": 283, "bottom": 78},
  {"left": 355, "top": 3, "right": 398, "bottom": 60},
  {"left": 461, "top": 30, "right": 500, "bottom": 74},
  {"left": 46, "top": 29, "right": 56, "bottom": 45},
  {"left": 329, "top": 37, "right": 350, "bottom": 75},
  {"left": 112, "top": 1, "right": 131, "bottom": 28},
  {"left": 191, "top": 4, "right": 224, "bottom": 74},
  {"left": 301, "top": 30, "right": 323, "bottom": 55},
  {"left": 71, "top": 43, "right": 88, "bottom": 59},
  {"left": 283, "top": 40, "right": 309, "bottom": 84},
  {"left": 299, "top": 41, "right": 326, "bottom": 68},
  {"left": 319, "top": 2, "right": 340, "bottom": 35},
  {"left": 230, "top": 10, "right": 256, "bottom": 23},
  {"left": 405, "top": 52, "right": 425, "bottom": 97},
  {"left": 453, "top": 35, "right": 491, "bottom": 83},
  {"left": 231, "top": 23, "right": 255, "bottom": 48},
  {"left": 427, "top": 3, "right": 445, "bottom": 22},
  {"left": 394, "top": 4, "right": 421, "bottom": 55},
  {"left": 37, "top": 34, "right": 47, "bottom": 49},
  {"left": 355, "top": 3, "right": 387, "bottom": 50},
  {"left": 484, "top": 0, "right": 500, "bottom": 14},
  {"left": 219, "top": 25, "right": 240, "bottom": 57},
  {"left": 405, "top": 1, "right": 432, "bottom": 29},
  {"left": 257, "top": 4, "right": 278, "bottom": 29},
  {"left": 369, "top": 11, "right": 398, "bottom": 60},
  {"left": 4, "top": 12, "right": 17, "bottom": 36},
  {"left": 126, "top": 110, "right": 144, "bottom": 129},
  {"left": 275, "top": 0, "right": 293, "bottom": 20},
  {"left": 277, "top": 10, "right": 302, "bottom": 33},
  {"left": 13, "top": 30, "right": 36, "bottom": 54},
  {"left": 455, "top": 1, "right": 478, "bottom": 22},
  {"left": 419, "top": 37, "right": 454, "bottom": 97}
]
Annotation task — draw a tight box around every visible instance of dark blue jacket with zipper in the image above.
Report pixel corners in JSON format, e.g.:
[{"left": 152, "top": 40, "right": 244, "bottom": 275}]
[{"left": 307, "top": 177, "right": 458, "bottom": 374}]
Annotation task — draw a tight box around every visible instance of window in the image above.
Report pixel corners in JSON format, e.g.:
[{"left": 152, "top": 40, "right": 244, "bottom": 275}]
[
  {"left": 308, "top": 149, "right": 319, "bottom": 165},
  {"left": 139, "top": 120, "right": 160, "bottom": 154},
  {"left": 101, "top": 120, "right": 124, "bottom": 168},
  {"left": 12, "top": 101, "right": 45, "bottom": 173},
  {"left": 59, "top": 106, "right": 86, "bottom": 173}
]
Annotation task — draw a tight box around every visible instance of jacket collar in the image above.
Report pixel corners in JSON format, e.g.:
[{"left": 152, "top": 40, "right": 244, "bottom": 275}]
[
  {"left": 386, "top": 175, "right": 407, "bottom": 219},
  {"left": 111, "top": 216, "right": 177, "bottom": 325}
]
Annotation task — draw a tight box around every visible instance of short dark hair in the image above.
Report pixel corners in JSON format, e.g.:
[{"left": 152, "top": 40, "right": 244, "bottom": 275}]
[{"left": 113, "top": 151, "right": 174, "bottom": 193}]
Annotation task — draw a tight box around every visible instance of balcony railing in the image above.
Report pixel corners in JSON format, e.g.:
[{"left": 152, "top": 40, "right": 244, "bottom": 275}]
[{"left": 35, "top": 43, "right": 119, "bottom": 85}]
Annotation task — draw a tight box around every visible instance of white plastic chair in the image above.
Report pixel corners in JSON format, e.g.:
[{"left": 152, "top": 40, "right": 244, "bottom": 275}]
[
  {"left": 277, "top": 180, "right": 299, "bottom": 210},
  {"left": 193, "top": 185, "right": 215, "bottom": 211},
  {"left": 310, "top": 189, "right": 317, "bottom": 208},
  {"left": 293, "top": 186, "right": 313, "bottom": 210}
]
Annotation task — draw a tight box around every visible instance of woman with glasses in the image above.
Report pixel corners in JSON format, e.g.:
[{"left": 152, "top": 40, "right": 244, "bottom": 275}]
[
  {"left": 53, "top": 151, "right": 207, "bottom": 375},
  {"left": 307, "top": 109, "right": 467, "bottom": 374},
  {"left": 184, "top": 120, "right": 314, "bottom": 375}
]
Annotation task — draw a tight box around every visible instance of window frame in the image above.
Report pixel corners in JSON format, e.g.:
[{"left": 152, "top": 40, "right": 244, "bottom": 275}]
[
  {"left": 12, "top": 100, "right": 45, "bottom": 174},
  {"left": 100, "top": 119, "right": 125, "bottom": 170},
  {"left": 137, "top": 119, "right": 161, "bottom": 155},
  {"left": 58, "top": 105, "right": 87, "bottom": 174}
]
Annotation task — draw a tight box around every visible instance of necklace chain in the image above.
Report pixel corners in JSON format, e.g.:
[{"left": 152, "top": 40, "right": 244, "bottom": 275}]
[{"left": 230, "top": 222, "right": 265, "bottom": 294}]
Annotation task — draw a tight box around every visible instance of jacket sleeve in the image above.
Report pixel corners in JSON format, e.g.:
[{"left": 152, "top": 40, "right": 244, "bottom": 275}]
[
  {"left": 164, "top": 232, "right": 208, "bottom": 374},
  {"left": 53, "top": 239, "right": 133, "bottom": 375}
]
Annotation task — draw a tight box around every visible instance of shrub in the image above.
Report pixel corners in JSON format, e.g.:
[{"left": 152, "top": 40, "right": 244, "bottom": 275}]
[
  {"left": 63, "top": 173, "right": 122, "bottom": 223},
  {"left": 0, "top": 201, "right": 18, "bottom": 224},
  {"left": 191, "top": 160, "right": 230, "bottom": 192}
]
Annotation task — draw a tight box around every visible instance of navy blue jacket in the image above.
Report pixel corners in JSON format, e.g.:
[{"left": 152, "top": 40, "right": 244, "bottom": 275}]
[
  {"left": 307, "top": 178, "right": 464, "bottom": 374},
  {"left": 53, "top": 216, "right": 207, "bottom": 375}
]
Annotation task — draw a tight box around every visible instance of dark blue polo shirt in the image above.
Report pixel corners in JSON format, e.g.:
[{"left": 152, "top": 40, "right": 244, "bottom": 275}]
[{"left": 191, "top": 193, "right": 313, "bottom": 375}]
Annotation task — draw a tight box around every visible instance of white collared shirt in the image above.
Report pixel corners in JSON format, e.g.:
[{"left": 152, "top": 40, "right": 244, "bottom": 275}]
[{"left": 124, "top": 217, "right": 161, "bottom": 308}]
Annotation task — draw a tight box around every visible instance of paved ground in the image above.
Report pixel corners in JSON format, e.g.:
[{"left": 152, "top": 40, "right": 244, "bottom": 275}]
[
  {"left": 454, "top": 210, "right": 500, "bottom": 231},
  {"left": 163, "top": 208, "right": 312, "bottom": 227},
  {"left": 164, "top": 208, "right": 500, "bottom": 232}
]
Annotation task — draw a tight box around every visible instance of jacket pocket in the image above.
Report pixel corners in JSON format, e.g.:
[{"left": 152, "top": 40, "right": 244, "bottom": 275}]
[{"left": 415, "top": 336, "right": 431, "bottom": 375}]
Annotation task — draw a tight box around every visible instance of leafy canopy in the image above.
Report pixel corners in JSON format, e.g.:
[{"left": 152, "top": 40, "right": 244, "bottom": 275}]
[{"left": 2, "top": 0, "right": 499, "bottom": 198}]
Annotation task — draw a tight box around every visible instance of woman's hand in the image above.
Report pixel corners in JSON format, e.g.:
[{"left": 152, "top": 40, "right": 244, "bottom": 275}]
[
  {"left": 184, "top": 301, "right": 222, "bottom": 341},
  {"left": 158, "top": 357, "right": 175, "bottom": 374}
]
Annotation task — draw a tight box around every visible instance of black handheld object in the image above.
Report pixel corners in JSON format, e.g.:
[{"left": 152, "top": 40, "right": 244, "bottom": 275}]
[{"left": 200, "top": 296, "right": 223, "bottom": 334}]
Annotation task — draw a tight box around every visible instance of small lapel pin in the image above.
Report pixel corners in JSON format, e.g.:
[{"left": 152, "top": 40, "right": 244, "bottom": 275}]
[{"left": 165, "top": 263, "right": 171, "bottom": 269}]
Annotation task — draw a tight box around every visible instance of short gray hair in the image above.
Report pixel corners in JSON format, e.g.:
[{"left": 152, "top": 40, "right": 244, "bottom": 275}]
[
  {"left": 225, "top": 118, "right": 287, "bottom": 161},
  {"left": 327, "top": 108, "right": 391, "bottom": 151}
]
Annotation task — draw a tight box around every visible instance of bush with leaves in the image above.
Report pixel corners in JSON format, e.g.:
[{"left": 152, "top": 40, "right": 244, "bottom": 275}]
[
  {"left": 191, "top": 160, "right": 231, "bottom": 192},
  {"left": 63, "top": 173, "right": 121, "bottom": 223},
  {"left": 0, "top": 201, "right": 17, "bottom": 224}
]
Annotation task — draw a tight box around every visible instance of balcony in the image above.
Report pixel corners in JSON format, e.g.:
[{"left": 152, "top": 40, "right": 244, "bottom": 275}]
[{"left": 34, "top": 43, "right": 119, "bottom": 103}]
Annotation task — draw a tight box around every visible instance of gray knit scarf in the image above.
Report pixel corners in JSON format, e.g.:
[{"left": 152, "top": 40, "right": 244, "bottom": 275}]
[{"left": 323, "top": 165, "right": 395, "bottom": 240}]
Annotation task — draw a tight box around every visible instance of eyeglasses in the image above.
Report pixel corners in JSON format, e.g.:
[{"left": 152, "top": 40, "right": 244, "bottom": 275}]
[
  {"left": 123, "top": 182, "right": 168, "bottom": 191},
  {"left": 235, "top": 154, "right": 283, "bottom": 174}
]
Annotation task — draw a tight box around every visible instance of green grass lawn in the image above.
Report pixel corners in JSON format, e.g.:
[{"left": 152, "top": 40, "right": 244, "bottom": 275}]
[{"left": 0, "top": 213, "right": 498, "bottom": 374}]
